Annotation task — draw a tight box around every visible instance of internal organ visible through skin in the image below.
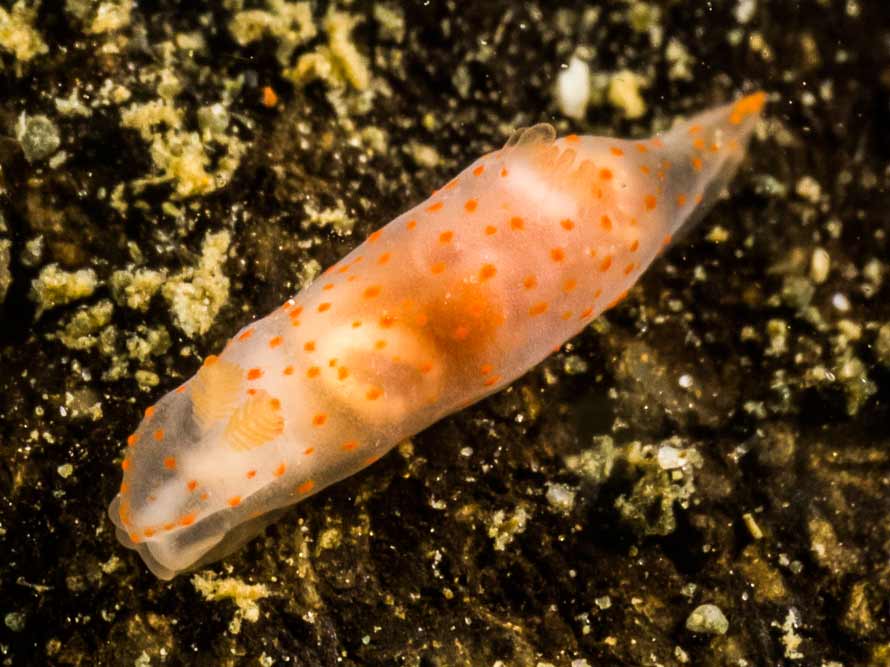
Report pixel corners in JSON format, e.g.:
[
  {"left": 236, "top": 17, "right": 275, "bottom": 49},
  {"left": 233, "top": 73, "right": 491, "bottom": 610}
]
[{"left": 109, "top": 93, "right": 766, "bottom": 579}]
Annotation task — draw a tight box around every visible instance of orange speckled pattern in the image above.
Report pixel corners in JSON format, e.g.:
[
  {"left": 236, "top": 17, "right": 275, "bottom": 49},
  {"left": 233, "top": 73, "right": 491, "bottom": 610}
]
[{"left": 109, "top": 93, "right": 766, "bottom": 579}]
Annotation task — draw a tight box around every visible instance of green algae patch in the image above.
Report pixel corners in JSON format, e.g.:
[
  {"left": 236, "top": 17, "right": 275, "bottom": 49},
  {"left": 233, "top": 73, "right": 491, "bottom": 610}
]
[
  {"left": 110, "top": 267, "right": 167, "bottom": 312},
  {"left": 0, "top": 1, "right": 47, "bottom": 65},
  {"left": 120, "top": 93, "right": 246, "bottom": 200},
  {"left": 162, "top": 230, "right": 231, "bottom": 338},
  {"left": 606, "top": 70, "right": 649, "bottom": 120},
  {"left": 229, "top": 0, "right": 316, "bottom": 65},
  {"left": 0, "top": 239, "right": 10, "bottom": 304},
  {"left": 65, "top": 0, "right": 134, "bottom": 35},
  {"left": 286, "top": 9, "right": 370, "bottom": 92},
  {"left": 30, "top": 263, "right": 98, "bottom": 316},
  {"left": 56, "top": 300, "right": 114, "bottom": 350},
  {"left": 192, "top": 571, "right": 270, "bottom": 634}
]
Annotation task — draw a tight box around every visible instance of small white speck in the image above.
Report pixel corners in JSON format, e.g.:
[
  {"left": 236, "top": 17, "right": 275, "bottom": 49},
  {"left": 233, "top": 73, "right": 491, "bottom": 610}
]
[
  {"left": 831, "top": 292, "right": 850, "bottom": 312},
  {"left": 678, "top": 374, "right": 693, "bottom": 389}
]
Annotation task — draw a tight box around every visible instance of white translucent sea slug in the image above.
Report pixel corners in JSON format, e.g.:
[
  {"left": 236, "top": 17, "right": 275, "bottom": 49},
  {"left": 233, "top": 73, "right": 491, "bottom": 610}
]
[{"left": 109, "top": 93, "right": 767, "bottom": 579}]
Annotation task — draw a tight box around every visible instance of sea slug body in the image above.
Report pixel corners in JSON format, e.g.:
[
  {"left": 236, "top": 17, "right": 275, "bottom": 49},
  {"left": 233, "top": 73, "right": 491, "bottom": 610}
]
[{"left": 109, "top": 93, "right": 767, "bottom": 579}]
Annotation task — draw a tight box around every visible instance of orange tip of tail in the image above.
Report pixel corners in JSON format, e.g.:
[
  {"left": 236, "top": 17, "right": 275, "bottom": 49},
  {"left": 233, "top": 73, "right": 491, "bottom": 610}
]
[{"left": 729, "top": 91, "right": 767, "bottom": 125}]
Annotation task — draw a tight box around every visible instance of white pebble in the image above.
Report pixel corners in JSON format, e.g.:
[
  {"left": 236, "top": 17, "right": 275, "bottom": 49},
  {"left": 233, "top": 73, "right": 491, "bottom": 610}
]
[{"left": 556, "top": 56, "right": 591, "bottom": 120}]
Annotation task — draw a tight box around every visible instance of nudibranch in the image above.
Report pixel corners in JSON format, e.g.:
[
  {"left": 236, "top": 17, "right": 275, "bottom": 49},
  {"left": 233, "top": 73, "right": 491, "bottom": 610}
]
[{"left": 109, "top": 92, "right": 766, "bottom": 579}]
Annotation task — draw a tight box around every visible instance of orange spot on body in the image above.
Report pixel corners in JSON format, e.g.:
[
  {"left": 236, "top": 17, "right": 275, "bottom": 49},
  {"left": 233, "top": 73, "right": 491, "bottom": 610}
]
[
  {"left": 729, "top": 91, "right": 766, "bottom": 125},
  {"left": 144, "top": 405, "right": 155, "bottom": 418},
  {"left": 560, "top": 218, "right": 575, "bottom": 231},
  {"left": 275, "top": 463, "right": 286, "bottom": 477},
  {"left": 121, "top": 458, "right": 131, "bottom": 472},
  {"left": 364, "top": 285, "right": 382, "bottom": 299},
  {"left": 283, "top": 365, "right": 294, "bottom": 376},
  {"left": 550, "top": 248, "right": 565, "bottom": 262},
  {"left": 154, "top": 429, "right": 165, "bottom": 442},
  {"left": 269, "top": 336, "right": 282, "bottom": 349},
  {"left": 312, "top": 413, "right": 327, "bottom": 427},
  {"left": 426, "top": 202, "right": 443, "bottom": 213},
  {"left": 480, "top": 263, "right": 497, "bottom": 281},
  {"left": 624, "top": 262, "right": 636, "bottom": 275},
  {"left": 163, "top": 456, "right": 175, "bottom": 469},
  {"left": 644, "top": 194, "right": 657, "bottom": 210},
  {"left": 431, "top": 261, "right": 446, "bottom": 274},
  {"left": 599, "top": 256, "right": 613, "bottom": 272},
  {"left": 485, "top": 225, "right": 497, "bottom": 235},
  {"left": 601, "top": 215, "right": 612, "bottom": 231},
  {"left": 500, "top": 167, "right": 509, "bottom": 177},
  {"left": 562, "top": 278, "right": 577, "bottom": 293},
  {"left": 510, "top": 216, "right": 524, "bottom": 230},
  {"left": 338, "top": 366, "right": 350, "bottom": 380},
  {"left": 318, "top": 302, "right": 331, "bottom": 313},
  {"left": 480, "top": 363, "right": 493, "bottom": 375},
  {"left": 529, "top": 302, "right": 548, "bottom": 316},
  {"left": 453, "top": 325, "right": 470, "bottom": 340},
  {"left": 599, "top": 168, "right": 613, "bottom": 180},
  {"left": 464, "top": 199, "right": 478, "bottom": 213},
  {"left": 175, "top": 385, "right": 187, "bottom": 394},
  {"left": 297, "top": 480, "right": 315, "bottom": 495},
  {"left": 238, "top": 329, "right": 253, "bottom": 342},
  {"left": 127, "top": 434, "right": 137, "bottom": 447},
  {"left": 439, "top": 230, "right": 454, "bottom": 244},
  {"left": 378, "top": 252, "right": 391, "bottom": 265},
  {"left": 629, "top": 239, "right": 640, "bottom": 252},
  {"left": 473, "top": 165, "right": 485, "bottom": 176},
  {"left": 187, "top": 480, "right": 198, "bottom": 492},
  {"left": 483, "top": 375, "right": 501, "bottom": 387},
  {"left": 677, "top": 194, "right": 687, "bottom": 206},
  {"left": 228, "top": 496, "right": 241, "bottom": 508},
  {"left": 366, "top": 387, "right": 383, "bottom": 400},
  {"left": 247, "top": 368, "right": 263, "bottom": 381},
  {"left": 523, "top": 275, "right": 537, "bottom": 290},
  {"left": 692, "top": 157, "right": 703, "bottom": 172},
  {"left": 565, "top": 134, "right": 579, "bottom": 143},
  {"left": 246, "top": 469, "right": 256, "bottom": 479},
  {"left": 610, "top": 146, "right": 624, "bottom": 156},
  {"left": 406, "top": 219, "right": 417, "bottom": 230},
  {"left": 368, "top": 230, "right": 383, "bottom": 243},
  {"left": 180, "top": 513, "right": 196, "bottom": 527},
  {"left": 304, "top": 447, "right": 315, "bottom": 455},
  {"left": 307, "top": 366, "right": 320, "bottom": 378},
  {"left": 342, "top": 440, "right": 359, "bottom": 451}
]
